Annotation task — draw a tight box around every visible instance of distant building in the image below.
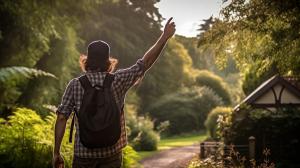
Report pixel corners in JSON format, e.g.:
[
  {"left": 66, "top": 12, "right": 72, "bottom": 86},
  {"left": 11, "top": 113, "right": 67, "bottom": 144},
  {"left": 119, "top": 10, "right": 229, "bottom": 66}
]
[
  {"left": 234, "top": 75, "right": 300, "bottom": 112},
  {"left": 230, "top": 75, "right": 300, "bottom": 165}
]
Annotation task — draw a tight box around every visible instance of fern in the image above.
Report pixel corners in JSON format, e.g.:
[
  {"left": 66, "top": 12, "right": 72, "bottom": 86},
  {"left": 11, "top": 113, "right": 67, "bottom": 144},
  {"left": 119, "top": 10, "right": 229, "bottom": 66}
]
[
  {"left": 0, "top": 108, "right": 74, "bottom": 168},
  {"left": 0, "top": 66, "right": 56, "bottom": 83}
]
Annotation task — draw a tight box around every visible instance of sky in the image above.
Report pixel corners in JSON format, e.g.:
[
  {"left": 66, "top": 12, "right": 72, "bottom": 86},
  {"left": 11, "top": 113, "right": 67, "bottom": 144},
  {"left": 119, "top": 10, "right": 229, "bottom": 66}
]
[{"left": 155, "top": 0, "right": 224, "bottom": 37}]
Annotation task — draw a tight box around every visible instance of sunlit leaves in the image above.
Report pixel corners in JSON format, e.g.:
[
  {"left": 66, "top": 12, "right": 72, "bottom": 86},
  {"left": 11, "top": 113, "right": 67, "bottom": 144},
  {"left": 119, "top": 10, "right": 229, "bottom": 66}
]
[
  {"left": 194, "top": 70, "right": 232, "bottom": 105},
  {"left": 0, "top": 66, "right": 56, "bottom": 83},
  {"left": 198, "top": 0, "right": 300, "bottom": 75},
  {"left": 137, "top": 39, "right": 194, "bottom": 112},
  {"left": 0, "top": 108, "right": 73, "bottom": 168}
]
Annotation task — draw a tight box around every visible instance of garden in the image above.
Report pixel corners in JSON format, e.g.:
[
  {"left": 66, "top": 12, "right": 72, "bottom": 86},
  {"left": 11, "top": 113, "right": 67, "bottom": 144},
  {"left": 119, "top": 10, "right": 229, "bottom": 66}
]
[{"left": 0, "top": 0, "right": 300, "bottom": 168}]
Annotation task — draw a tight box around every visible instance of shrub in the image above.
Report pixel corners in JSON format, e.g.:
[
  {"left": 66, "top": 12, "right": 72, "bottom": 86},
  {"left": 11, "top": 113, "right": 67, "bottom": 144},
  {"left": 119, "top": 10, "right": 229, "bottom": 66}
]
[
  {"left": 0, "top": 107, "right": 142, "bottom": 168},
  {"left": 131, "top": 127, "right": 160, "bottom": 151},
  {"left": 205, "top": 107, "right": 232, "bottom": 140},
  {"left": 148, "top": 86, "right": 223, "bottom": 135},
  {"left": 126, "top": 105, "right": 160, "bottom": 151},
  {"left": 194, "top": 70, "right": 231, "bottom": 105},
  {"left": 0, "top": 107, "right": 73, "bottom": 168},
  {"left": 122, "top": 145, "right": 140, "bottom": 168}
]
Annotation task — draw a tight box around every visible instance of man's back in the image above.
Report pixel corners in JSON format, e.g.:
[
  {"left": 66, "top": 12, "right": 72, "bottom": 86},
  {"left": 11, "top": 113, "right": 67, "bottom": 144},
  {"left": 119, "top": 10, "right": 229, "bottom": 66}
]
[{"left": 57, "top": 59, "right": 145, "bottom": 158}]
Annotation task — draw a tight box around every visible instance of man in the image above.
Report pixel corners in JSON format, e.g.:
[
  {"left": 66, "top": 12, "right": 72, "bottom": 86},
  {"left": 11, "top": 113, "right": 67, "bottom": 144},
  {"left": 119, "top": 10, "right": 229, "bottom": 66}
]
[{"left": 53, "top": 17, "right": 176, "bottom": 168}]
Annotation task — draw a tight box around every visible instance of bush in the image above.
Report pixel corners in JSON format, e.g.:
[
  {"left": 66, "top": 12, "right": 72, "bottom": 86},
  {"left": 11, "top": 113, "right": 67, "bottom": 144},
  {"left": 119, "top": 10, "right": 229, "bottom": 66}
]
[
  {"left": 0, "top": 107, "right": 143, "bottom": 168},
  {"left": 148, "top": 86, "right": 223, "bottom": 135},
  {"left": 126, "top": 105, "right": 160, "bottom": 151},
  {"left": 194, "top": 70, "right": 231, "bottom": 105},
  {"left": 131, "top": 127, "right": 160, "bottom": 151},
  {"left": 0, "top": 107, "right": 73, "bottom": 168},
  {"left": 205, "top": 107, "right": 232, "bottom": 140},
  {"left": 122, "top": 145, "right": 140, "bottom": 168}
]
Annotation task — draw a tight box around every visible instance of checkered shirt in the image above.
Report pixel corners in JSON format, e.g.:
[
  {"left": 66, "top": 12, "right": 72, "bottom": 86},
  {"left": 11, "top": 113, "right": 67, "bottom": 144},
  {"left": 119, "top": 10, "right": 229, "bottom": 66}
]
[{"left": 57, "top": 59, "right": 145, "bottom": 158}]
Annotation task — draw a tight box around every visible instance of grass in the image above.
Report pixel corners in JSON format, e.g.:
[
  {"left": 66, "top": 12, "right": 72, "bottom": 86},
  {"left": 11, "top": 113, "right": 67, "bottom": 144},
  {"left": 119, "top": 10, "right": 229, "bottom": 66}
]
[{"left": 138, "top": 131, "right": 207, "bottom": 160}]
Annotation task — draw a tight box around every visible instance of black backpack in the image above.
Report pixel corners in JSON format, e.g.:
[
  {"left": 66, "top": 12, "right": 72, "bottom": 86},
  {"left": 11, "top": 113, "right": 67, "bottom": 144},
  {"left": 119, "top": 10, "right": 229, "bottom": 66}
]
[{"left": 69, "top": 73, "right": 121, "bottom": 148}]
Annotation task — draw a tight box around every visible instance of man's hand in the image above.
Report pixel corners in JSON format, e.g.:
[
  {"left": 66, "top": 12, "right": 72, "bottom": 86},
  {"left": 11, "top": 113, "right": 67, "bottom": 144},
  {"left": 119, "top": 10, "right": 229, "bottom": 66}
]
[
  {"left": 53, "top": 153, "right": 64, "bottom": 168},
  {"left": 142, "top": 17, "right": 176, "bottom": 69},
  {"left": 162, "top": 17, "right": 176, "bottom": 39},
  {"left": 53, "top": 114, "right": 67, "bottom": 168}
]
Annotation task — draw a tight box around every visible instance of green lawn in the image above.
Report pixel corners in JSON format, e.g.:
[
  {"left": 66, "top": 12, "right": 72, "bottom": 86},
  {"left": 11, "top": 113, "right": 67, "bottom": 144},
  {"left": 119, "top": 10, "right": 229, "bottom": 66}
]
[{"left": 138, "top": 132, "right": 207, "bottom": 160}]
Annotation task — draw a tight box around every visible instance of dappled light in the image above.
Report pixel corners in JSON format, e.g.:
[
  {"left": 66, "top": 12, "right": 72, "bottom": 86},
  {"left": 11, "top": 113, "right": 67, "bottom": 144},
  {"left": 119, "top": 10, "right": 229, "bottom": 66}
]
[{"left": 0, "top": 0, "right": 299, "bottom": 168}]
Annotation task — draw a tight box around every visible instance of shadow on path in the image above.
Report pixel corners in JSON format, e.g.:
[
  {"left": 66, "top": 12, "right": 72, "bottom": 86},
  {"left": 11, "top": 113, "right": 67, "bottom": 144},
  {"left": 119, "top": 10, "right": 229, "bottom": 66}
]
[{"left": 140, "top": 144, "right": 199, "bottom": 168}]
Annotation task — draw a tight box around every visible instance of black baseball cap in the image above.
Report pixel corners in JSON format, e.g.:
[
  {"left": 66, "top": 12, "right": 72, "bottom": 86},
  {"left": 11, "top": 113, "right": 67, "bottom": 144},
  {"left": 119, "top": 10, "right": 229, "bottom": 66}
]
[{"left": 86, "top": 40, "right": 110, "bottom": 70}]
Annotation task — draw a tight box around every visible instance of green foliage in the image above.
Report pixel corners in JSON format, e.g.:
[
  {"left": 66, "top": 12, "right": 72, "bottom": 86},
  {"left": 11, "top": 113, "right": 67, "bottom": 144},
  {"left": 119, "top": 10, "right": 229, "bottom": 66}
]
[
  {"left": 77, "top": 0, "right": 162, "bottom": 67},
  {"left": 0, "top": 66, "right": 56, "bottom": 114},
  {"left": 205, "top": 107, "right": 232, "bottom": 140},
  {"left": 198, "top": 0, "right": 300, "bottom": 75},
  {"left": 0, "top": 0, "right": 87, "bottom": 114},
  {"left": 0, "top": 107, "right": 73, "bottom": 168},
  {"left": 18, "top": 27, "right": 80, "bottom": 113},
  {"left": 224, "top": 107, "right": 300, "bottom": 166},
  {"left": 0, "top": 107, "right": 141, "bottom": 168},
  {"left": 175, "top": 35, "right": 205, "bottom": 69},
  {"left": 176, "top": 35, "right": 239, "bottom": 77},
  {"left": 194, "top": 70, "right": 231, "bottom": 105},
  {"left": 131, "top": 127, "right": 160, "bottom": 151},
  {"left": 122, "top": 145, "right": 140, "bottom": 168},
  {"left": 0, "top": 0, "right": 165, "bottom": 115},
  {"left": 126, "top": 106, "right": 160, "bottom": 151},
  {"left": 137, "top": 39, "right": 194, "bottom": 113},
  {"left": 242, "top": 62, "right": 278, "bottom": 95},
  {"left": 0, "top": 0, "right": 235, "bottom": 167},
  {"left": 0, "top": 66, "right": 56, "bottom": 83},
  {"left": 148, "top": 87, "right": 223, "bottom": 135}
]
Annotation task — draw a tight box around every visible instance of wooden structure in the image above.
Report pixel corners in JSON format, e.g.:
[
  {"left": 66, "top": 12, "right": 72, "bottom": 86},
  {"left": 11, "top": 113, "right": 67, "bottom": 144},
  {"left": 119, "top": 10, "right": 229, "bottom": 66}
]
[
  {"left": 234, "top": 75, "right": 300, "bottom": 112},
  {"left": 200, "top": 136, "right": 256, "bottom": 160}
]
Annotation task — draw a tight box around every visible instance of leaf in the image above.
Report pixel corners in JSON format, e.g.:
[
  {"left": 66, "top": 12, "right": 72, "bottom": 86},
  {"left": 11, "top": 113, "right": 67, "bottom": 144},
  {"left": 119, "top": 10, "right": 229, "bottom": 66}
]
[{"left": 0, "top": 66, "right": 57, "bottom": 83}]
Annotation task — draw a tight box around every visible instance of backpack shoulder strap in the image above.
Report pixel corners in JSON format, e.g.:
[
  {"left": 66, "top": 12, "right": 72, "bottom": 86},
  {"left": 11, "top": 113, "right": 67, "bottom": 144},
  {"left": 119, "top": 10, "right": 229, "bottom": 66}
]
[
  {"left": 70, "top": 75, "right": 91, "bottom": 144},
  {"left": 103, "top": 73, "right": 115, "bottom": 88},
  {"left": 78, "top": 75, "right": 92, "bottom": 90}
]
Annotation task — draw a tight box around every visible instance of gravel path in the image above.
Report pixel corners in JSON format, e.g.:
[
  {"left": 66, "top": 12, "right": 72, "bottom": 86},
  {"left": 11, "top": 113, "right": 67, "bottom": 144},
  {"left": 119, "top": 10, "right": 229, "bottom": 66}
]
[{"left": 140, "top": 144, "right": 199, "bottom": 168}]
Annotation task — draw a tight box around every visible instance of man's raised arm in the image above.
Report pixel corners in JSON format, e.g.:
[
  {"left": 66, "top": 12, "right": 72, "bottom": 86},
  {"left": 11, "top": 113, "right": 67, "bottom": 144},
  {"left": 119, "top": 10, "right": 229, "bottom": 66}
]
[{"left": 142, "top": 17, "right": 176, "bottom": 70}]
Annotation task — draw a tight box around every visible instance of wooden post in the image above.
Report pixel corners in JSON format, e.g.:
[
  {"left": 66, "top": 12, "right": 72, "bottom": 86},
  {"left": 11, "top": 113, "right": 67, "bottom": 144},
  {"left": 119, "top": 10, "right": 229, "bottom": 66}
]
[
  {"left": 248, "top": 136, "right": 255, "bottom": 160},
  {"left": 200, "top": 142, "right": 205, "bottom": 159}
]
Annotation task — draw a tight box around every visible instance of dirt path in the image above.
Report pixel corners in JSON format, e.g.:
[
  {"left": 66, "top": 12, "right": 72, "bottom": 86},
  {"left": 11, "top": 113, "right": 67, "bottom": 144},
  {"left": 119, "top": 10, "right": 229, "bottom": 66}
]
[{"left": 140, "top": 144, "right": 199, "bottom": 168}]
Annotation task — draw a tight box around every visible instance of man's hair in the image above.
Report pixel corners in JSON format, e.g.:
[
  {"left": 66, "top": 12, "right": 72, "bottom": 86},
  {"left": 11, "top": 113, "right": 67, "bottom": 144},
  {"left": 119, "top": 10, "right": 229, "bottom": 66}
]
[
  {"left": 79, "top": 55, "right": 118, "bottom": 73},
  {"left": 79, "top": 40, "right": 118, "bottom": 72}
]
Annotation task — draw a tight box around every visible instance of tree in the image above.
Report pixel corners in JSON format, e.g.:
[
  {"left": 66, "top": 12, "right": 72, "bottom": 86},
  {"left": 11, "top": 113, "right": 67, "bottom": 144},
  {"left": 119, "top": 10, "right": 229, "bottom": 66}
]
[
  {"left": 0, "top": 67, "right": 56, "bottom": 116},
  {"left": 175, "top": 35, "right": 208, "bottom": 70},
  {"left": 0, "top": 0, "right": 166, "bottom": 114},
  {"left": 198, "top": 0, "right": 300, "bottom": 75},
  {"left": 148, "top": 87, "right": 223, "bottom": 135},
  {"left": 0, "top": 0, "right": 90, "bottom": 114},
  {"left": 137, "top": 39, "right": 194, "bottom": 113},
  {"left": 194, "top": 70, "right": 232, "bottom": 105},
  {"left": 242, "top": 61, "right": 278, "bottom": 95}
]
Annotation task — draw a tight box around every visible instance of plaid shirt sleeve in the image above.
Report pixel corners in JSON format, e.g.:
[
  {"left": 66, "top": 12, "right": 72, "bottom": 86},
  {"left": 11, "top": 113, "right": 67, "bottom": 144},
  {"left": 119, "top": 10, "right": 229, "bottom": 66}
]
[
  {"left": 56, "top": 79, "right": 75, "bottom": 119},
  {"left": 114, "top": 59, "right": 145, "bottom": 95}
]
